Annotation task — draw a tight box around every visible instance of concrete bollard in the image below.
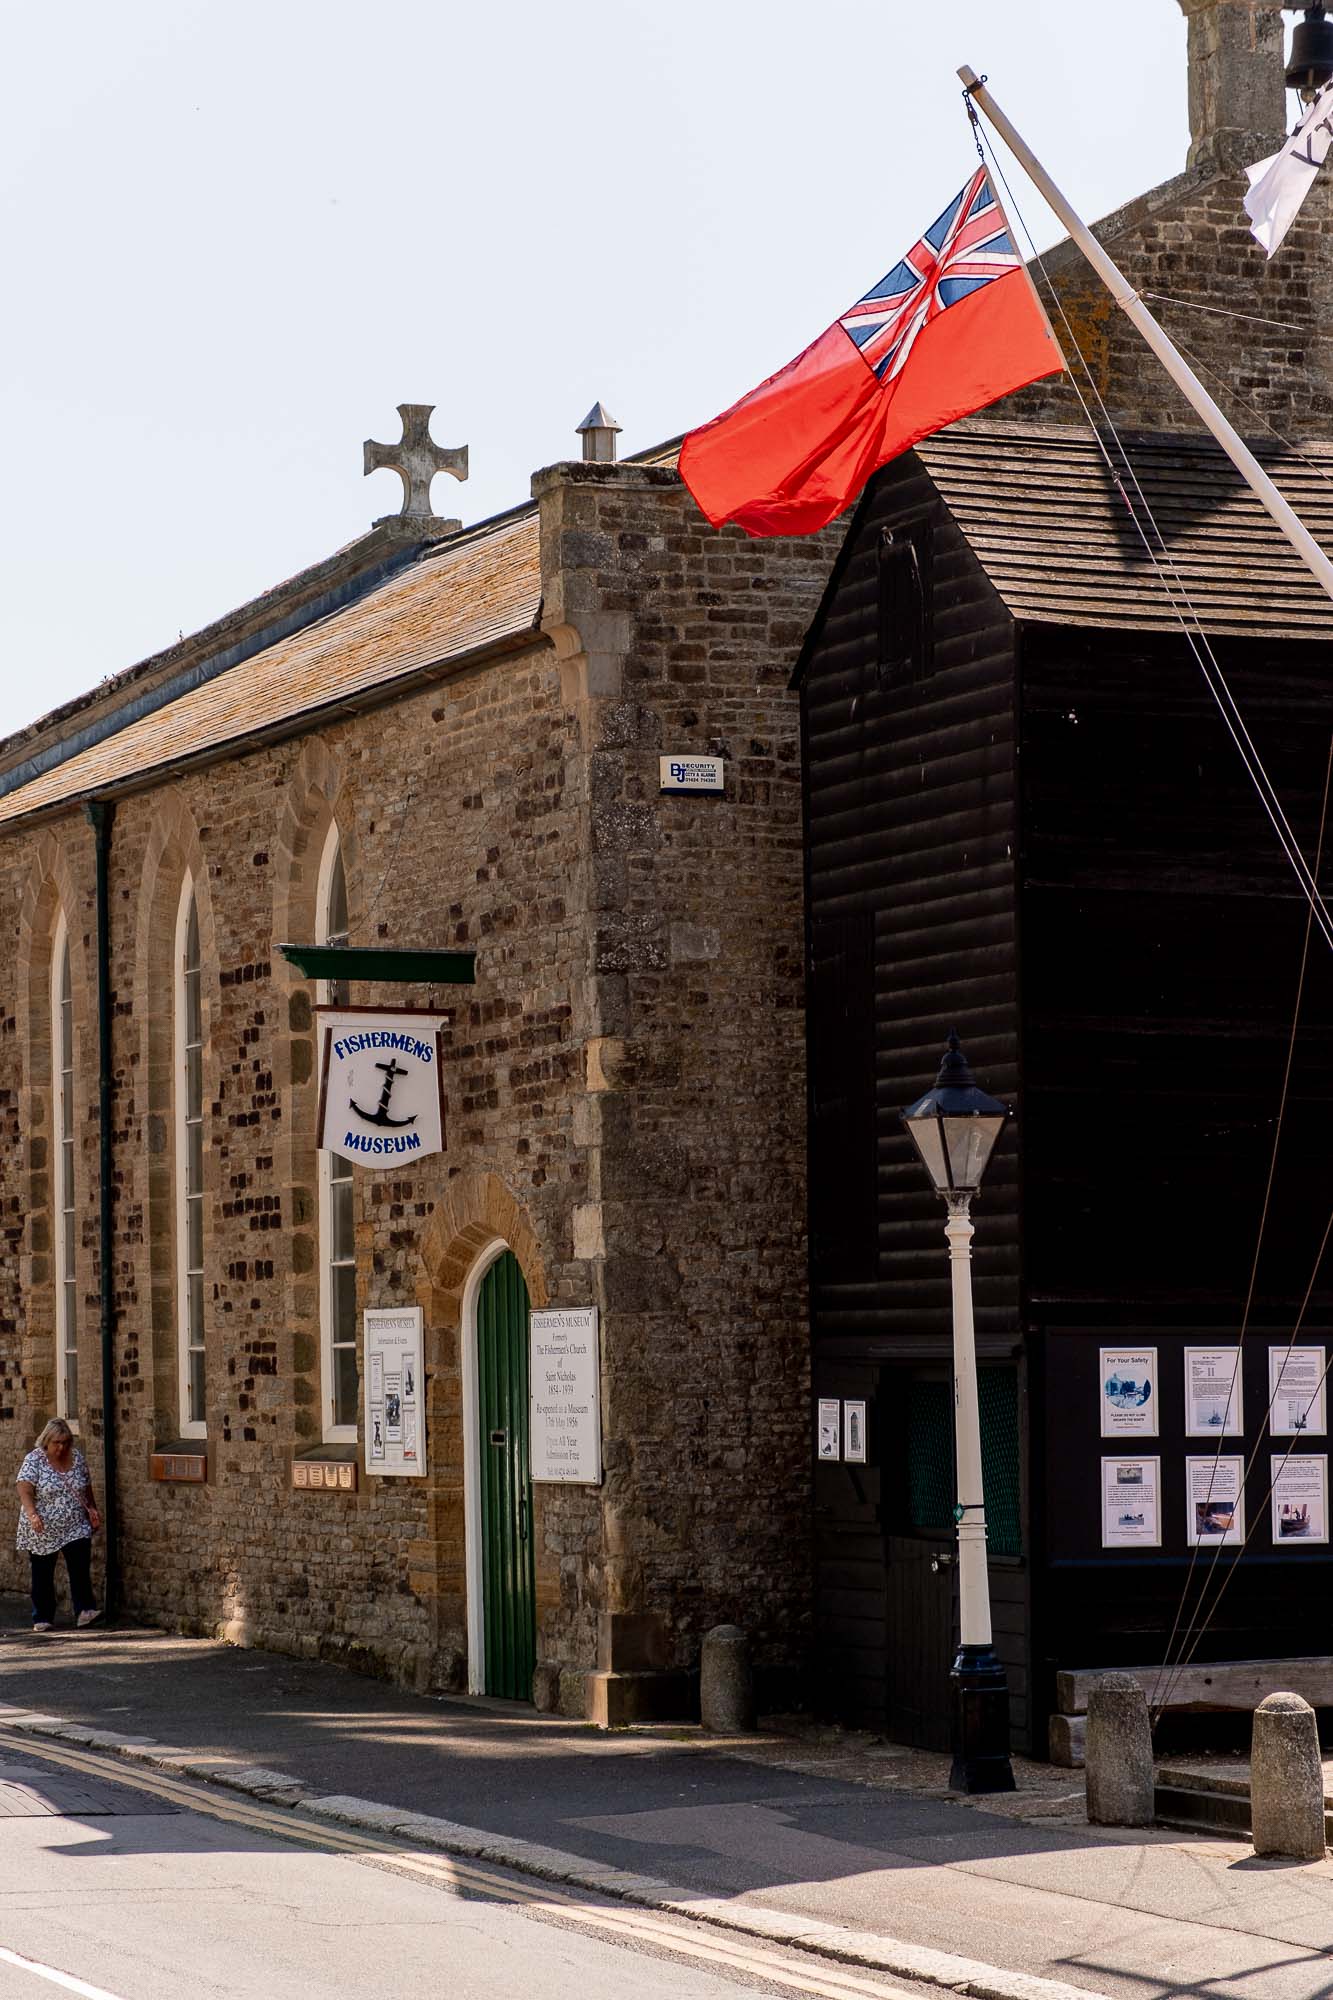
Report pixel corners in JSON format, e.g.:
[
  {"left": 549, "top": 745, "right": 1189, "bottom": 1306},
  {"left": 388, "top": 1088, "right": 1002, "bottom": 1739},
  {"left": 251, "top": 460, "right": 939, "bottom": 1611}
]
[
  {"left": 700, "top": 1624, "right": 755, "bottom": 1733},
  {"left": 1085, "top": 1672, "right": 1155, "bottom": 1828},
  {"left": 1251, "top": 1692, "right": 1326, "bottom": 1860}
]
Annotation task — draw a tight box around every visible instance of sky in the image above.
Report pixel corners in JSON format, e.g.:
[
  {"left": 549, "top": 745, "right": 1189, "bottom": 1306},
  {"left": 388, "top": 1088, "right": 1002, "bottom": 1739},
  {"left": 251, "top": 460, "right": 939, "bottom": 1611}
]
[{"left": 0, "top": 0, "right": 1194, "bottom": 737}]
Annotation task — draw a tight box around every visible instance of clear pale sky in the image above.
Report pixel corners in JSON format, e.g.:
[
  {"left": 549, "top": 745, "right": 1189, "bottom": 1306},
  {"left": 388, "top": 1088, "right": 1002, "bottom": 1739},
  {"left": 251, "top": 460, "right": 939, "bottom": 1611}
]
[{"left": 0, "top": 0, "right": 1194, "bottom": 737}]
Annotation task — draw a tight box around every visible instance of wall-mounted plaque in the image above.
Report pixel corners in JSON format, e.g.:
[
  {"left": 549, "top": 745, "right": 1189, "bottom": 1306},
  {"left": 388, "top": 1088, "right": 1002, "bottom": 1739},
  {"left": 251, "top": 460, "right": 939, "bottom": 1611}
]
[
  {"left": 364, "top": 1307, "right": 424, "bottom": 1477},
  {"left": 1269, "top": 1347, "right": 1327, "bottom": 1436},
  {"left": 1101, "top": 1456, "right": 1160, "bottom": 1548},
  {"left": 149, "top": 1451, "right": 207, "bottom": 1484},
  {"left": 530, "top": 1307, "right": 602, "bottom": 1484},
  {"left": 817, "top": 1399, "right": 841, "bottom": 1462},
  {"left": 843, "top": 1400, "right": 868, "bottom": 1464},
  {"left": 1272, "top": 1453, "right": 1328, "bottom": 1544},
  {"left": 292, "top": 1459, "right": 357, "bottom": 1493},
  {"left": 659, "top": 755, "right": 725, "bottom": 794}
]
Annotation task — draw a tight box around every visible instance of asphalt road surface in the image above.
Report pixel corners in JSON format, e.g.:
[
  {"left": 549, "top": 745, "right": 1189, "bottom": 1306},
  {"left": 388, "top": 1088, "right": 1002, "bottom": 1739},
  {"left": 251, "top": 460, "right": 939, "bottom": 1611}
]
[{"left": 0, "top": 1731, "right": 925, "bottom": 2000}]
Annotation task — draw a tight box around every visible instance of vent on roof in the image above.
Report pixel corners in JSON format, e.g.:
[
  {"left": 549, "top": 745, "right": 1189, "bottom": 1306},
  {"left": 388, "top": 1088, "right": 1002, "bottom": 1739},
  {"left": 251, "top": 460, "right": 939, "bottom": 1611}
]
[{"left": 576, "top": 401, "right": 621, "bottom": 464}]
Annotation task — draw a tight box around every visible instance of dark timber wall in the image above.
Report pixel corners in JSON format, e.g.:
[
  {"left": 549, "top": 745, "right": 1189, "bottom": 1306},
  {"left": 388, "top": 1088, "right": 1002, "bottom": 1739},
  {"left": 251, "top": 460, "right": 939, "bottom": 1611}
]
[
  {"left": 800, "top": 456, "right": 1030, "bottom": 1747},
  {"left": 1020, "top": 622, "right": 1333, "bottom": 1710}
]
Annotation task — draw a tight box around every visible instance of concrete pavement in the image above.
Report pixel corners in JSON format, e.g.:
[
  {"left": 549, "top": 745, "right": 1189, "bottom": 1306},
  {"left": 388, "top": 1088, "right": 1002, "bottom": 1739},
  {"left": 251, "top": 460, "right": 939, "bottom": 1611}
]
[{"left": 4, "top": 1604, "right": 1333, "bottom": 2000}]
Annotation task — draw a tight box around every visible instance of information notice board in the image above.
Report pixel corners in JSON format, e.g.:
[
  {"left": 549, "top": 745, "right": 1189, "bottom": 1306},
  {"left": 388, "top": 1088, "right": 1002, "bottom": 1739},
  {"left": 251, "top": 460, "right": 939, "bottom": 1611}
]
[
  {"left": 364, "top": 1306, "right": 424, "bottom": 1477},
  {"left": 529, "top": 1306, "right": 602, "bottom": 1484}
]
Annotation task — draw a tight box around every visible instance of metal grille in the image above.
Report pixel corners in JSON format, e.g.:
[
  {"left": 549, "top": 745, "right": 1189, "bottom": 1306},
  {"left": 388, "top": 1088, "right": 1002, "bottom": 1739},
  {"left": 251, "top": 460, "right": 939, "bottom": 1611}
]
[
  {"left": 907, "top": 1380, "right": 954, "bottom": 1533},
  {"left": 979, "top": 1366, "right": 1022, "bottom": 1558},
  {"left": 905, "top": 1369, "right": 1022, "bottom": 1557}
]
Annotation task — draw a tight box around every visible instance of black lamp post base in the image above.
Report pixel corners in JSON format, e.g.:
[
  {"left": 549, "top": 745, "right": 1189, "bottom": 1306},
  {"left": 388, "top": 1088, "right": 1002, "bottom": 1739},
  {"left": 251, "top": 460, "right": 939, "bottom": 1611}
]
[{"left": 949, "top": 1642, "right": 1016, "bottom": 1794}]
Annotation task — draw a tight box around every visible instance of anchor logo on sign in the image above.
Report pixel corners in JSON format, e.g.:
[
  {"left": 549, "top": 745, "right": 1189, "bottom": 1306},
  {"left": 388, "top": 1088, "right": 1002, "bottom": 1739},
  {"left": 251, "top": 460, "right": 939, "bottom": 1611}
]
[{"left": 350, "top": 1056, "right": 418, "bottom": 1130}]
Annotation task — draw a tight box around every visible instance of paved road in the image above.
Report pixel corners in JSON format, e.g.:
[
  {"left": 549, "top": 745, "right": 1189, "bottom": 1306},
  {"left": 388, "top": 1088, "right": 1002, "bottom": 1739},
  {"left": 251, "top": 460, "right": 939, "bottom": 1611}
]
[{"left": 0, "top": 1731, "right": 919, "bottom": 2000}]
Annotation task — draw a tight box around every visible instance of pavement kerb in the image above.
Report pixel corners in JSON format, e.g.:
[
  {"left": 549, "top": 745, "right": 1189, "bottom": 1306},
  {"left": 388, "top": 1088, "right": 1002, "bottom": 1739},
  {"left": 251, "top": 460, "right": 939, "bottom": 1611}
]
[{"left": 0, "top": 1704, "right": 1111, "bottom": 2000}]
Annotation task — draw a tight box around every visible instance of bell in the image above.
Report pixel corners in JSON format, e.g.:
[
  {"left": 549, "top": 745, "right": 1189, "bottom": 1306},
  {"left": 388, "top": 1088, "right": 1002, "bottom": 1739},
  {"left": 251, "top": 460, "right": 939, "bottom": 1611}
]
[{"left": 1287, "top": 2, "right": 1333, "bottom": 101}]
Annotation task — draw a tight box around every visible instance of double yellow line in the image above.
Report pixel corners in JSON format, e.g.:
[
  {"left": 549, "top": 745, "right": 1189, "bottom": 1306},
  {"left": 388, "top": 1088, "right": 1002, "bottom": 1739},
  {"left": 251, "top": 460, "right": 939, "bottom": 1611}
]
[{"left": 0, "top": 1729, "right": 914, "bottom": 2000}]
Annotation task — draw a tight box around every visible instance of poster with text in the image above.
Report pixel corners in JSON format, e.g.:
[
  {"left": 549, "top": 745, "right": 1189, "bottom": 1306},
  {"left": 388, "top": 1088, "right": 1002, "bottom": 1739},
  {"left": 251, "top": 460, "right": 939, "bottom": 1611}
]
[
  {"left": 1185, "top": 1454, "right": 1245, "bottom": 1546},
  {"left": 1100, "top": 1349, "right": 1158, "bottom": 1438},
  {"left": 1185, "top": 1348, "right": 1243, "bottom": 1437},
  {"left": 364, "top": 1307, "right": 423, "bottom": 1477},
  {"left": 530, "top": 1307, "right": 602, "bottom": 1484},
  {"left": 1269, "top": 1347, "right": 1327, "bottom": 1436},
  {"left": 843, "top": 1400, "right": 868, "bottom": 1464},
  {"left": 1101, "top": 1456, "right": 1161, "bottom": 1547},
  {"left": 1271, "top": 1454, "right": 1328, "bottom": 1544},
  {"left": 817, "top": 1400, "right": 841, "bottom": 1462}
]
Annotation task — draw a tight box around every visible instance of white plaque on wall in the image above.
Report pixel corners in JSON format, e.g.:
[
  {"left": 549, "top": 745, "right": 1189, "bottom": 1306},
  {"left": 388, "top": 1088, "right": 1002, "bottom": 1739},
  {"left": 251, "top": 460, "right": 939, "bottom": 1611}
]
[
  {"left": 659, "top": 754, "right": 725, "bottom": 794},
  {"left": 318, "top": 1010, "right": 446, "bottom": 1164},
  {"left": 364, "top": 1306, "right": 424, "bottom": 1477},
  {"left": 530, "top": 1307, "right": 602, "bottom": 1484}
]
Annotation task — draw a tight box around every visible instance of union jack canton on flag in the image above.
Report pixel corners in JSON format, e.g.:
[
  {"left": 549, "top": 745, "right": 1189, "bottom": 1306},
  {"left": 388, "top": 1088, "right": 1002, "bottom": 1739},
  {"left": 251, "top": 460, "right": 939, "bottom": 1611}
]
[{"left": 679, "top": 166, "right": 1064, "bottom": 539}]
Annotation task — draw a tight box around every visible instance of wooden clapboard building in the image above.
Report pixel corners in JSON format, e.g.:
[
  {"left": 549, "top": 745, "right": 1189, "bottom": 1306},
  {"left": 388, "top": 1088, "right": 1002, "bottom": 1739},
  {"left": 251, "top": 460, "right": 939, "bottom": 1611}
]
[{"left": 797, "top": 419, "right": 1333, "bottom": 1752}]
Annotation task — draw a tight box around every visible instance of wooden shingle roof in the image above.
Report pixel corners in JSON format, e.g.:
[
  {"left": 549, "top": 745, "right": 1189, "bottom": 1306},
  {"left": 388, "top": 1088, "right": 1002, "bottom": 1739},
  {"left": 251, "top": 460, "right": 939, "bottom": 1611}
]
[
  {"left": 914, "top": 420, "right": 1333, "bottom": 639},
  {"left": 0, "top": 512, "right": 541, "bottom": 826}
]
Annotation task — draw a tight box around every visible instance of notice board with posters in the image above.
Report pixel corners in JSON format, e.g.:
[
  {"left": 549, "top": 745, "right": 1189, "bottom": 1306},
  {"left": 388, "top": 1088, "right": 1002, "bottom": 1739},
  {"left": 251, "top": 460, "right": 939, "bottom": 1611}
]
[{"left": 365, "top": 1307, "right": 424, "bottom": 1477}]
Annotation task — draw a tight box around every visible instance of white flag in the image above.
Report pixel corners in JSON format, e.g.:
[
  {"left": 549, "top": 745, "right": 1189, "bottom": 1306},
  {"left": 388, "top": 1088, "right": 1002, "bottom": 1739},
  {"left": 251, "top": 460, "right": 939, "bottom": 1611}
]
[{"left": 1245, "top": 84, "right": 1333, "bottom": 257}]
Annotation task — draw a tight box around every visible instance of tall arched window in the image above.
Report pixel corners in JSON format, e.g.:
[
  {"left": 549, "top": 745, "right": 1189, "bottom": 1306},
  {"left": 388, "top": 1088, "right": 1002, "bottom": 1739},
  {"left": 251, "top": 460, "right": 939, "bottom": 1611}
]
[
  {"left": 175, "top": 876, "right": 206, "bottom": 1437},
  {"left": 52, "top": 911, "right": 78, "bottom": 1423},
  {"left": 317, "top": 823, "right": 357, "bottom": 1439}
]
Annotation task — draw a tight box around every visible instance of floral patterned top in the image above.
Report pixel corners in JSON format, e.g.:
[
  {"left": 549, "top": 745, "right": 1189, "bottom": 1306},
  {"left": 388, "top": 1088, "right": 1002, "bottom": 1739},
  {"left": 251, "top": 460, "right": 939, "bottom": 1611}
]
[{"left": 15, "top": 1448, "right": 93, "bottom": 1557}]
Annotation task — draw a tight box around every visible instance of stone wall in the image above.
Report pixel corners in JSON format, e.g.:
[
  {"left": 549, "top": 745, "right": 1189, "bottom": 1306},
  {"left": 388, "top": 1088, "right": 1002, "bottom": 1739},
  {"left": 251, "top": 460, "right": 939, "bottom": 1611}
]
[{"left": 0, "top": 468, "right": 842, "bottom": 1705}]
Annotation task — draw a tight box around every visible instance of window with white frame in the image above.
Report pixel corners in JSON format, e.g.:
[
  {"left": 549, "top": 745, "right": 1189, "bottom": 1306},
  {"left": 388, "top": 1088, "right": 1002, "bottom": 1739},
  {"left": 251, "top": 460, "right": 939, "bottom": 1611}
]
[
  {"left": 52, "top": 912, "right": 78, "bottom": 1424},
  {"left": 175, "top": 877, "right": 206, "bottom": 1436},
  {"left": 317, "top": 824, "right": 357, "bottom": 1438}
]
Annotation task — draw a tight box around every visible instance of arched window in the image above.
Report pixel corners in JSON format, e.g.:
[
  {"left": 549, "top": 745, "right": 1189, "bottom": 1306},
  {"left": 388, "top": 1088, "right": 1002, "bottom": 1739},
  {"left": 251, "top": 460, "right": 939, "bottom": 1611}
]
[
  {"left": 52, "top": 911, "right": 78, "bottom": 1423},
  {"left": 175, "top": 877, "right": 206, "bottom": 1437},
  {"left": 317, "top": 824, "right": 357, "bottom": 1439}
]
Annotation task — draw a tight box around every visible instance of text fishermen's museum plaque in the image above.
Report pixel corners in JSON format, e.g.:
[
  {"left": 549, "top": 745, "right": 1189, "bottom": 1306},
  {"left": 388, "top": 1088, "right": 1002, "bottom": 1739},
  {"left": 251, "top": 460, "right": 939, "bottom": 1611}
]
[
  {"left": 317, "top": 1009, "right": 446, "bottom": 1164},
  {"left": 530, "top": 1307, "right": 602, "bottom": 1484}
]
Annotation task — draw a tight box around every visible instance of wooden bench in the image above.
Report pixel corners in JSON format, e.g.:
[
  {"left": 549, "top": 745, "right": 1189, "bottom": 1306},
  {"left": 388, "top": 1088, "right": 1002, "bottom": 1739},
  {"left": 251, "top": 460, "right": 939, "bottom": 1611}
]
[{"left": 1048, "top": 1656, "right": 1333, "bottom": 1767}]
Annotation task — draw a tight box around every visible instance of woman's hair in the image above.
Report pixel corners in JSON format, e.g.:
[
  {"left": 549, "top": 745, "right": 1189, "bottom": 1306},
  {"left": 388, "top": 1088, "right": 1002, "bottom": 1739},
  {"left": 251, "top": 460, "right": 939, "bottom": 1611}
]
[{"left": 34, "top": 1419, "right": 74, "bottom": 1452}]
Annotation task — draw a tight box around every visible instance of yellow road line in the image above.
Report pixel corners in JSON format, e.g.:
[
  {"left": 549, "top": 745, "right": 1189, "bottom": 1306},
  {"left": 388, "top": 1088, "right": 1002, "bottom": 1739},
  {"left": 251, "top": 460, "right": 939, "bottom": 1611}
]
[{"left": 0, "top": 1730, "right": 915, "bottom": 2000}]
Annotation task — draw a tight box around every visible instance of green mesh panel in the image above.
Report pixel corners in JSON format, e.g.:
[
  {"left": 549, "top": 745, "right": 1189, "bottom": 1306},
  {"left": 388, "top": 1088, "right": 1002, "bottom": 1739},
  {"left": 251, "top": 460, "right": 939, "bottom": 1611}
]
[
  {"left": 979, "top": 1366, "right": 1022, "bottom": 1558},
  {"left": 906, "top": 1369, "right": 1023, "bottom": 1557},
  {"left": 907, "top": 1380, "right": 954, "bottom": 1532}
]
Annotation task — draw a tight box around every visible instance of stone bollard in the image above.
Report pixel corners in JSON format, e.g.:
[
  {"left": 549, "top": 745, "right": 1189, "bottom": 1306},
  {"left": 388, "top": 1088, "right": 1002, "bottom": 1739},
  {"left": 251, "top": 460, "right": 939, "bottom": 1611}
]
[
  {"left": 1085, "top": 1672, "right": 1155, "bottom": 1828},
  {"left": 1251, "top": 1692, "right": 1326, "bottom": 1860},
  {"left": 700, "top": 1624, "right": 755, "bottom": 1733}
]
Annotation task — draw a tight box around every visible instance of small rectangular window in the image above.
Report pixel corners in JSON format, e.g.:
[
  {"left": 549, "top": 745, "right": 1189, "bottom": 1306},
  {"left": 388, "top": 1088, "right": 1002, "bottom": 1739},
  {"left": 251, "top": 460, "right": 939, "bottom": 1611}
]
[{"left": 876, "top": 522, "right": 934, "bottom": 685}]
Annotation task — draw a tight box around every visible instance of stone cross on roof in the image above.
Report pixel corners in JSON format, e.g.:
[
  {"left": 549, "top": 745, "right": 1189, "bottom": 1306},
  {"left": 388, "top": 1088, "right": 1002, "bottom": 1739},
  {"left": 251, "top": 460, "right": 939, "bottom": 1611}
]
[{"left": 363, "top": 404, "right": 468, "bottom": 525}]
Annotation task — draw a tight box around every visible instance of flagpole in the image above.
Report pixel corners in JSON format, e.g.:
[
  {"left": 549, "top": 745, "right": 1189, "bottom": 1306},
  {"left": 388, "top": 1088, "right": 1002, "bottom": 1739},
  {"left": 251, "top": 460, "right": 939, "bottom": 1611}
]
[{"left": 959, "top": 66, "right": 1333, "bottom": 612}]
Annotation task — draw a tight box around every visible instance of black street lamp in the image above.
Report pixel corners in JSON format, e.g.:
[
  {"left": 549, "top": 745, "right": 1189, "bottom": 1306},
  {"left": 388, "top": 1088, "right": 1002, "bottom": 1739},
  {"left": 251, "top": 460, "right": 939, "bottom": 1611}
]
[{"left": 902, "top": 1031, "right": 1016, "bottom": 1795}]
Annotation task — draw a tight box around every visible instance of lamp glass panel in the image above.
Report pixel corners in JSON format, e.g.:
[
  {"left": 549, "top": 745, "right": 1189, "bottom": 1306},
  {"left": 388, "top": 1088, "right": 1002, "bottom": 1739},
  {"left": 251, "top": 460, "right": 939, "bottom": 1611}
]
[
  {"left": 943, "top": 1114, "right": 1005, "bottom": 1191},
  {"left": 905, "top": 1116, "right": 949, "bottom": 1192}
]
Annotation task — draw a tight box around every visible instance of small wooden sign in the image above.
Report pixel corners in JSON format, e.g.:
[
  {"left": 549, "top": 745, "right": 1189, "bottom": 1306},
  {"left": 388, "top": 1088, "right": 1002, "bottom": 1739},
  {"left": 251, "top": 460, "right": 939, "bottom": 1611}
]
[
  {"left": 149, "top": 1451, "right": 207, "bottom": 1484},
  {"left": 292, "top": 1459, "right": 357, "bottom": 1493}
]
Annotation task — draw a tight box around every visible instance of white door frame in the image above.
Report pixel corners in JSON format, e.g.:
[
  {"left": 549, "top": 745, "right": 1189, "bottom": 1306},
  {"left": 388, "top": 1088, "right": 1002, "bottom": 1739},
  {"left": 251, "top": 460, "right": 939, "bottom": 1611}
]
[{"left": 460, "top": 1236, "right": 512, "bottom": 1696}]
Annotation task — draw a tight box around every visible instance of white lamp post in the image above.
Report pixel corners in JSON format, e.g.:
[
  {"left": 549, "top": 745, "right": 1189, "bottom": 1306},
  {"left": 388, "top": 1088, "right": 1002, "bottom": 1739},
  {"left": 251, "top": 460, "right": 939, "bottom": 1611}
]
[{"left": 902, "top": 1030, "right": 1015, "bottom": 1794}]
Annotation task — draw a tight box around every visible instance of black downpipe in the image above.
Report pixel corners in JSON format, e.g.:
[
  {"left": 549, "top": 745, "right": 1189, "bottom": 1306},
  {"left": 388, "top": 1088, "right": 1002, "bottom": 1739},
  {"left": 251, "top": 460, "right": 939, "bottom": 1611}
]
[{"left": 83, "top": 799, "right": 119, "bottom": 1612}]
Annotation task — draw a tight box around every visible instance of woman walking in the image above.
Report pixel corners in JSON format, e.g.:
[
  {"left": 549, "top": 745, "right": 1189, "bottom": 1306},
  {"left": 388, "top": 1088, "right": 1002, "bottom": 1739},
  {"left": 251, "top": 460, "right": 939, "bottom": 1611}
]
[{"left": 15, "top": 1420, "right": 101, "bottom": 1631}]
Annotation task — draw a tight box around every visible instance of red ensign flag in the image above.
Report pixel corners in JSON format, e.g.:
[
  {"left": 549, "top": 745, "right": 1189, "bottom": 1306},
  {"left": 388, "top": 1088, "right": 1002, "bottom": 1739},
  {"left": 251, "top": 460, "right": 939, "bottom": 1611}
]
[{"left": 679, "top": 169, "right": 1064, "bottom": 539}]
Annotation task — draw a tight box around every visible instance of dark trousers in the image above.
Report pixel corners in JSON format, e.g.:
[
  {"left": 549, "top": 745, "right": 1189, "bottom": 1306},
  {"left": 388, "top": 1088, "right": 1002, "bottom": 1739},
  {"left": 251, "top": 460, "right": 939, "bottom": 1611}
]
[{"left": 29, "top": 1537, "right": 95, "bottom": 1625}]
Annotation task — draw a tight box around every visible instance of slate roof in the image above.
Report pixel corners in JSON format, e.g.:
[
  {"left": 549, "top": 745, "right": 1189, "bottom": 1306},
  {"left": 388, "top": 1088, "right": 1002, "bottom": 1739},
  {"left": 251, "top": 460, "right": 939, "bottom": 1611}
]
[
  {"left": 0, "top": 511, "right": 541, "bottom": 828},
  {"left": 914, "top": 420, "right": 1333, "bottom": 639}
]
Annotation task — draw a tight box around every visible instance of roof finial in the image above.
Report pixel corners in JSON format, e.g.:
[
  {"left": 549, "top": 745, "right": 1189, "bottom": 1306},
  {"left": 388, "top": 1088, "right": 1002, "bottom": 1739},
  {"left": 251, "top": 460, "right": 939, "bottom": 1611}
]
[{"left": 363, "top": 405, "right": 468, "bottom": 524}]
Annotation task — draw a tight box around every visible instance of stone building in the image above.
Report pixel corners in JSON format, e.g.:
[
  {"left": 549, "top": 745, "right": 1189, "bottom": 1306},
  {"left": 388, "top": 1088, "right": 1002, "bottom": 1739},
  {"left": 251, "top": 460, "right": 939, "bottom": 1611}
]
[
  {"left": 1, "top": 0, "right": 1328, "bottom": 1746},
  {"left": 0, "top": 413, "right": 841, "bottom": 1715}
]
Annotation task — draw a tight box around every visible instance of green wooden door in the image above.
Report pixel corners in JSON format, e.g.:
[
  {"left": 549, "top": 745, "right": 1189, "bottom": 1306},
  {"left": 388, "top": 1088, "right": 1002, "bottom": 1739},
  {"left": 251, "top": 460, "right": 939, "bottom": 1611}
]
[{"left": 477, "top": 1251, "right": 536, "bottom": 1700}]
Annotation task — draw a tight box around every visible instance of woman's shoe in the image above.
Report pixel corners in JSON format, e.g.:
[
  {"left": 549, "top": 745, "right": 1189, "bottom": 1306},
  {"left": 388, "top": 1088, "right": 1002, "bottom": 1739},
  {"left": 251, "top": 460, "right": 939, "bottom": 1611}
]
[
  {"left": 31, "top": 1621, "right": 52, "bottom": 1632},
  {"left": 75, "top": 1609, "right": 101, "bottom": 1628}
]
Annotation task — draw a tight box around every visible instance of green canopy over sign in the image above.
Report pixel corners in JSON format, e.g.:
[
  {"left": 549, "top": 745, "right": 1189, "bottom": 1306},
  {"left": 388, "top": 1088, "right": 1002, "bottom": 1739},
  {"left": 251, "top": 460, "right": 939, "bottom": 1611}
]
[{"left": 278, "top": 944, "right": 476, "bottom": 985}]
